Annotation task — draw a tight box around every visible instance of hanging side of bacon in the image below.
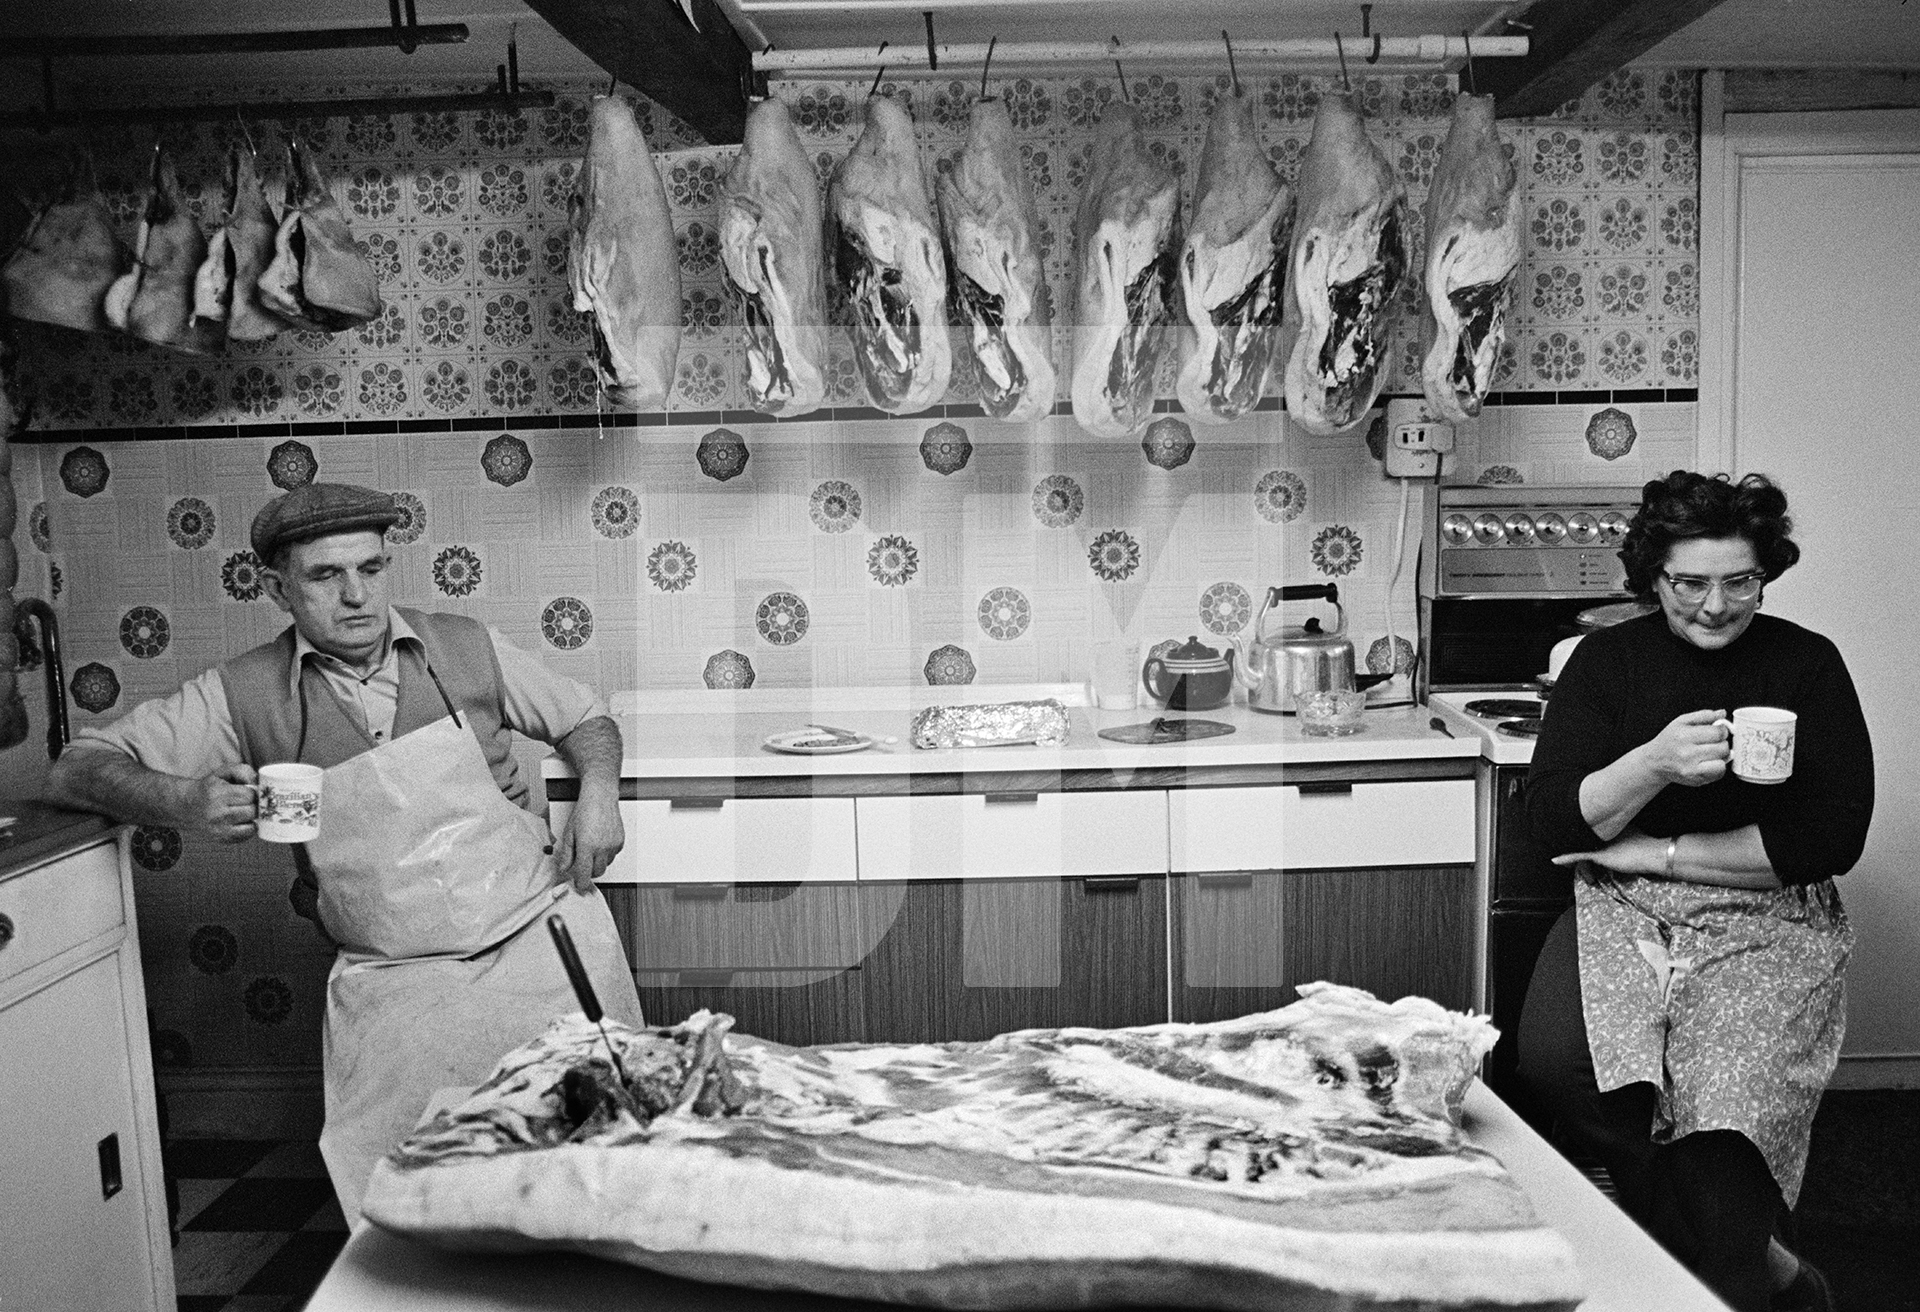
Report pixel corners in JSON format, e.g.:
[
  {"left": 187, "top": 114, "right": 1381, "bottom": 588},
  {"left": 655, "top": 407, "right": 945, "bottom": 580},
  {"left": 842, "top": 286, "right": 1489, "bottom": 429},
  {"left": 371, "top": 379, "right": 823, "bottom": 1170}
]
[
  {"left": 938, "top": 97, "right": 1055, "bottom": 423},
  {"left": 1, "top": 157, "right": 129, "bottom": 335},
  {"left": 258, "top": 138, "right": 384, "bottom": 333},
  {"left": 829, "top": 96, "right": 951, "bottom": 415},
  {"left": 568, "top": 96, "right": 682, "bottom": 409},
  {"left": 721, "top": 98, "right": 828, "bottom": 418},
  {"left": 1071, "top": 103, "right": 1181, "bottom": 439},
  {"left": 1420, "top": 94, "right": 1521, "bottom": 424},
  {"left": 1281, "top": 95, "right": 1410, "bottom": 436},
  {"left": 1176, "top": 91, "right": 1294, "bottom": 424},
  {"left": 105, "top": 147, "right": 222, "bottom": 354},
  {"left": 218, "top": 146, "right": 298, "bottom": 343}
]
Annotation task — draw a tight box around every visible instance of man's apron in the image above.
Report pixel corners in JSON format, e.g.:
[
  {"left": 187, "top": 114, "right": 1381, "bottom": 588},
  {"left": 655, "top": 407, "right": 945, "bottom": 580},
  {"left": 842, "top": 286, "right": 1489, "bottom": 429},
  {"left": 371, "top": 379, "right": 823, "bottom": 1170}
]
[
  {"left": 304, "top": 687, "right": 641, "bottom": 1222},
  {"left": 1574, "top": 868, "right": 1851, "bottom": 1205}
]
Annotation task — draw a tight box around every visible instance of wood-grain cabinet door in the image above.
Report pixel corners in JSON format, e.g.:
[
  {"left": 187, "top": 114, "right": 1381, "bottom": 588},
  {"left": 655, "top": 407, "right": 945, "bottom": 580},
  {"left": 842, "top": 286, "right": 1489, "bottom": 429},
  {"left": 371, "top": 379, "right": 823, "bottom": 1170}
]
[
  {"left": 1170, "top": 865, "right": 1475, "bottom": 1023},
  {"left": 859, "top": 876, "right": 1169, "bottom": 1043},
  {"left": 601, "top": 882, "right": 878, "bottom": 1048}
]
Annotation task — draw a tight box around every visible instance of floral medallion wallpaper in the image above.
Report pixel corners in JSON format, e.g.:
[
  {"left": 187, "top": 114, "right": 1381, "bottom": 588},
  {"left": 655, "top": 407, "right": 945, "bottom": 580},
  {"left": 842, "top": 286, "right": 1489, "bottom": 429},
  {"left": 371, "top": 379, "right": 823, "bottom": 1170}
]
[{"left": 0, "top": 68, "right": 1702, "bottom": 1087}]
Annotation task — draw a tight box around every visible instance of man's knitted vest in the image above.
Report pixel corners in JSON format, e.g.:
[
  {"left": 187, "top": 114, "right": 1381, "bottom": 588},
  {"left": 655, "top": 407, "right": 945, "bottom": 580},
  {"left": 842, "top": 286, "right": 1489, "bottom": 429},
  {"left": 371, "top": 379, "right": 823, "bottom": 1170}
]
[{"left": 219, "top": 607, "right": 529, "bottom": 811}]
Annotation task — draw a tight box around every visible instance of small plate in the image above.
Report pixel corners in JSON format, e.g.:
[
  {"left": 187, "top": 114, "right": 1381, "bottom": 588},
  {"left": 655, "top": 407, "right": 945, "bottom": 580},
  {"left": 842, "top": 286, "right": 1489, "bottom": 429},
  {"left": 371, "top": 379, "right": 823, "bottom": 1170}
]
[{"left": 763, "top": 730, "right": 875, "bottom": 756}]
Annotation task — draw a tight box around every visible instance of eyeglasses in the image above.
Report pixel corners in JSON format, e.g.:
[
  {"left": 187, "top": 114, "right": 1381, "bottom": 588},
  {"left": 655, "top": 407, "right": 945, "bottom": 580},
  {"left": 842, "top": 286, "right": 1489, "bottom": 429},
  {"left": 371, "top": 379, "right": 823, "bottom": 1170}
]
[{"left": 1660, "top": 569, "right": 1766, "bottom": 605}]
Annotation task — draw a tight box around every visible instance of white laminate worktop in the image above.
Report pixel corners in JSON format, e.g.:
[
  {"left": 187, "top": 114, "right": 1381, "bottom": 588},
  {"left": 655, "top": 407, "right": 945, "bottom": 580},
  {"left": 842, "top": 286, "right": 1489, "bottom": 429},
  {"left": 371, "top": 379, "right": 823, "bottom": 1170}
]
[
  {"left": 544, "top": 687, "right": 1475, "bottom": 781},
  {"left": 305, "top": 1081, "right": 1728, "bottom": 1312}
]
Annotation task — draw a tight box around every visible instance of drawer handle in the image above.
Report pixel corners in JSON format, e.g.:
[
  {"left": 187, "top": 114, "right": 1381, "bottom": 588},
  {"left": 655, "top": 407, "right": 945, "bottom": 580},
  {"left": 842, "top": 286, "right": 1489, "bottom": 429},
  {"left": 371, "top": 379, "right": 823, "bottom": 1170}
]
[
  {"left": 0, "top": 912, "right": 12, "bottom": 950},
  {"left": 1083, "top": 876, "right": 1139, "bottom": 894},
  {"left": 669, "top": 797, "right": 728, "bottom": 810},
  {"left": 678, "top": 969, "right": 734, "bottom": 988},
  {"left": 98, "top": 1133, "right": 122, "bottom": 1200},
  {"left": 1294, "top": 781, "right": 1354, "bottom": 796},
  {"left": 1196, "top": 872, "right": 1255, "bottom": 889},
  {"left": 671, "top": 884, "right": 731, "bottom": 901},
  {"left": 983, "top": 791, "right": 1040, "bottom": 805}
]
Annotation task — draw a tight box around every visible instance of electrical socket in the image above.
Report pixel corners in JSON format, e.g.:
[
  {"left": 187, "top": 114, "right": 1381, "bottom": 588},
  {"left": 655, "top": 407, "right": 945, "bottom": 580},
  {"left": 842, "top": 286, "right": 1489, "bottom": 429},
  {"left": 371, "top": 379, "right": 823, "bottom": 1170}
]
[
  {"left": 1381, "top": 398, "right": 1455, "bottom": 477},
  {"left": 1385, "top": 445, "right": 1443, "bottom": 477}
]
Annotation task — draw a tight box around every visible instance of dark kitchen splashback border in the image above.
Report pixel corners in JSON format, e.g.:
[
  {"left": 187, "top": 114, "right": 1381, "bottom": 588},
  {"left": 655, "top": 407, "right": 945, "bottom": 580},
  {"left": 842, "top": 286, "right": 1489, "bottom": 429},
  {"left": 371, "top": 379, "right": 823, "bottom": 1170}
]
[{"left": 15, "top": 390, "right": 1701, "bottom": 445}]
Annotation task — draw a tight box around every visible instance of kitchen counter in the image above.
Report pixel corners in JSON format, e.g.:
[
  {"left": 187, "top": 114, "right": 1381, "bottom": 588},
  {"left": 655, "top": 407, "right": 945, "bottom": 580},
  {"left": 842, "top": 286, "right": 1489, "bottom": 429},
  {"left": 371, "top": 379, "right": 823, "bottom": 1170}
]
[
  {"left": 303, "top": 1080, "right": 1728, "bottom": 1312},
  {"left": 543, "top": 687, "right": 1476, "bottom": 787}
]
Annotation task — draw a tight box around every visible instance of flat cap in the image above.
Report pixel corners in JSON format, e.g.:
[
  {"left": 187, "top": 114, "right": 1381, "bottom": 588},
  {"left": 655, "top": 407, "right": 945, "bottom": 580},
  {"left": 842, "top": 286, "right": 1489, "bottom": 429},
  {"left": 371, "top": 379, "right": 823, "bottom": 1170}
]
[{"left": 250, "top": 483, "right": 401, "bottom": 561}]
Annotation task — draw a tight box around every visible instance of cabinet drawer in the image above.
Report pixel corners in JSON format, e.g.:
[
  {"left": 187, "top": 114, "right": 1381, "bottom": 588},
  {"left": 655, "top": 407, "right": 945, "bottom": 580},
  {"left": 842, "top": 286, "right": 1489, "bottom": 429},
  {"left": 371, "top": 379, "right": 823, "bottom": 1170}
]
[
  {"left": 856, "top": 791, "right": 1167, "bottom": 880},
  {"left": 558, "top": 797, "right": 857, "bottom": 884},
  {"left": 604, "top": 882, "right": 877, "bottom": 971},
  {"left": 0, "top": 838, "right": 123, "bottom": 991},
  {"left": 1169, "top": 780, "right": 1474, "bottom": 872}
]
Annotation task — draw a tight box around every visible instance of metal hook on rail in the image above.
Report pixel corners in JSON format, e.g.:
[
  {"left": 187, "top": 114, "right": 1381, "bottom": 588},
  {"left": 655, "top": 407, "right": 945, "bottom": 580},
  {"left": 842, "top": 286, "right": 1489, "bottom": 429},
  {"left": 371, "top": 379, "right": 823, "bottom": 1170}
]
[
  {"left": 979, "top": 35, "right": 997, "bottom": 100},
  {"left": 1334, "top": 31, "right": 1351, "bottom": 93},
  {"left": 1222, "top": 31, "right": 1240, "bottom": 97},
  {"left": 923, "top": 11, "right": 937, "bottom": 73},
  {"left": 389, "top": 0, "right": 420, "bottom": 55},
  {"left": 1462, "top": 31, "right": 1476, "bottom": 95},
  {"left": 1362, "top": 4, "right": 1381, "bottom": 64},
  {"left": 1112, "top": 36, "right": 1130, "bottom": 104},
  {"left": 870, "top": 41, "right": 889, "bottom": 98},
  {"left": 496, "top": 21, "right": 521, "bottom": 96}
]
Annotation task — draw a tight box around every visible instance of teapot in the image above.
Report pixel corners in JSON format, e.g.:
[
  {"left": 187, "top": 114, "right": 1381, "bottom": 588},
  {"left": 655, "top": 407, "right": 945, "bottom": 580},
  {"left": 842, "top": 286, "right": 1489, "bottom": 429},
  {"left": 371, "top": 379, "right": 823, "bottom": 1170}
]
[
  {"left": 1235, "top": 583, "right": 1360, "bottom": 715},
  {"left": 1142, "top": 636, "right": 1236, "bottom": 711}
]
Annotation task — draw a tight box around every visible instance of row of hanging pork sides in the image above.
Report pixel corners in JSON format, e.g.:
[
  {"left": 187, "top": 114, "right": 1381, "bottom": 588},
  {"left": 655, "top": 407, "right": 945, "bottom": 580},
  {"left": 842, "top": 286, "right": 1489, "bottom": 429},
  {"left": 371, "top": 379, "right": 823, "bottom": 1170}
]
[
  {"left": 597, "top": 87, "right": 1520, "bottom": 437},
  {"left": 0, "top": 141, "right": 383, "bottom": 354}
]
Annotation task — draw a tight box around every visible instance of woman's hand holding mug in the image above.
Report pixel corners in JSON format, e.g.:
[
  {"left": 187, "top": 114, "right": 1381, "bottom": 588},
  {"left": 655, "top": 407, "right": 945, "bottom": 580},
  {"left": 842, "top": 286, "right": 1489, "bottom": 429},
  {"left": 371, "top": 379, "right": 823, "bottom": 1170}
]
[{"left": 1643, "top": 708, "right": 1733, "bottom": 787}]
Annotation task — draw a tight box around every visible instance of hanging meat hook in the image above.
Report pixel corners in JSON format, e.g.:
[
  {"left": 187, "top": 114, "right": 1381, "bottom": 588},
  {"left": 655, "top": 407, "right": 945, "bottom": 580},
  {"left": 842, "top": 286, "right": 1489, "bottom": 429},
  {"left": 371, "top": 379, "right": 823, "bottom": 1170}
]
[
  {"left": 870, "top": 41, "right": 890, "bottom": 97},
  {"left": 923, "top": 11, "right": 937, "bottom": 72},
  {"left": 979, "top": 35, "right": 997, "bottom": 100},
  {"left": 1221, "top": 30, "right": 1240, "bottom": 96},
  {"left": 1334, "top": 31, "right": 1351, "bottom": 93},
  {"left": 1462, "top": 31, "right": 1476, "bottom": 95},
  {"left": 1362, "top": 4, "right": 1381, "bottom": 64}
]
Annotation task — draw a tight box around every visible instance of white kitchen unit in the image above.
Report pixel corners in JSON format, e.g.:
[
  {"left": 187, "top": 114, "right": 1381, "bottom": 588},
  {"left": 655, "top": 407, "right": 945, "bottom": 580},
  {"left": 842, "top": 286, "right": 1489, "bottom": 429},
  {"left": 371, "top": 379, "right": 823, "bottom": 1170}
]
[
  {"left": 547, "top": 695, "right": 1482, "bottom": 1045},
  {"left": 0, "top": 806, "right": 175, "bottom": 1312}
]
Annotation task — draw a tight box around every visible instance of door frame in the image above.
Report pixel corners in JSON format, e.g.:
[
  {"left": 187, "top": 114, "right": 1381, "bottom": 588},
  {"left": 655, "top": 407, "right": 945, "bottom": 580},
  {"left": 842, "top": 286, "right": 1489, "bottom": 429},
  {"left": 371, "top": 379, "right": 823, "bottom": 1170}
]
[{"left": 1697, "top": 69, "right": 1920, "bottom": 471}]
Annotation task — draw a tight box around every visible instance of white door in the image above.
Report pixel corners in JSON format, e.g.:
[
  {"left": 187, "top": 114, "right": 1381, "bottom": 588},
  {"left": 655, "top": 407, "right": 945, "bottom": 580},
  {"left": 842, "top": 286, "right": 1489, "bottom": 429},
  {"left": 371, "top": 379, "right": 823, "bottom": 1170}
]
[{"left": 1703, "top": 103, "right": 1920, "bottom": 1061}]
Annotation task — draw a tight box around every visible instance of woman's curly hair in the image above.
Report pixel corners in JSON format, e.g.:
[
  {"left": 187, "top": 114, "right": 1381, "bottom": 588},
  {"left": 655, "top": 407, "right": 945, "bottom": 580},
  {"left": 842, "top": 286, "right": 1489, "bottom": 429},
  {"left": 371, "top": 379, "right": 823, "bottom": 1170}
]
[{"left": 1618, "top": 470, "right": 1800, "bottom": 598}]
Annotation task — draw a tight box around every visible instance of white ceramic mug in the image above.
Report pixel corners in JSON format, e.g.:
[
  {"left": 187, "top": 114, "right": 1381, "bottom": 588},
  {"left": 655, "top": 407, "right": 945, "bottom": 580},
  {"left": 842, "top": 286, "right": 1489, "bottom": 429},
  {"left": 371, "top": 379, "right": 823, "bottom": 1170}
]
[
  {"left": 1716, "top": 706, "right": 1796, "bottom": 785},
  {"left": 256, "top": 762, "right": 324, "bottom": 842}
]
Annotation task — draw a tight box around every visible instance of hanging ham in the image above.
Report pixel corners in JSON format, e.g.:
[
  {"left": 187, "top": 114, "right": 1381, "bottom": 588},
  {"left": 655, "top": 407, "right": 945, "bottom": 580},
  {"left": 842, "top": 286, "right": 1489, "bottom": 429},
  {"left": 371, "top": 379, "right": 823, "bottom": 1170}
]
[
  {"left": 258, "top": 137, "right": 383, "bottom": 333},
  {"left": 104, "top": 146, "right": 222, "bottom": 354},
  {"left": 568, "top": 95, "right": 681, "bottom": 409},
  {"left": 1420, "top": 93, "right": 1521, "bottom": 424},
  {"left": 1176, "top": 91, "right": 1293, "bottom": 424},
  {"left": 721, "top": 98, "right": 828, "bottom": 418},
  {"left": 829, "top": 96, "right": 950, "bottom": 415},
  {"left": 215, "top": 145, "right": 296, "bottom": 343},
  {"left": 1, "top": 156, "right": 129, "bottom": 334},
  {"left": 1281, "top": 95, "right": 1409, "bottom": 436},
  {"left": 1071, "top": 103, "right": 1181, "bottom": 439},
  {"left": 938, "top": 97, "right": 1055, "bottom": 423}
]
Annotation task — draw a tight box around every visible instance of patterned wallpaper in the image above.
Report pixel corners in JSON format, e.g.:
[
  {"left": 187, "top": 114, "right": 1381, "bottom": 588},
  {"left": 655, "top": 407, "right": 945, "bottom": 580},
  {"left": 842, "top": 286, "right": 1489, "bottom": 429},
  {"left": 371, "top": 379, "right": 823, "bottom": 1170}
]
[{"left": 0, "top": 68, "right": 1702, "bottom": 1086}]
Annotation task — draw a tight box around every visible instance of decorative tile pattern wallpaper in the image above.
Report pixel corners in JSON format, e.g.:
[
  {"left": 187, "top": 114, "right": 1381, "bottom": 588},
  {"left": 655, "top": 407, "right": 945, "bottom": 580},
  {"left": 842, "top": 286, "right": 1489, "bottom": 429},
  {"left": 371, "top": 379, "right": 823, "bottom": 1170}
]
[
  {"left": 0, "top": 66, "right": 1702, "bottom": 1082},
  {"left": 6, "top": 70, "right": 1696, "bottom": 431}
]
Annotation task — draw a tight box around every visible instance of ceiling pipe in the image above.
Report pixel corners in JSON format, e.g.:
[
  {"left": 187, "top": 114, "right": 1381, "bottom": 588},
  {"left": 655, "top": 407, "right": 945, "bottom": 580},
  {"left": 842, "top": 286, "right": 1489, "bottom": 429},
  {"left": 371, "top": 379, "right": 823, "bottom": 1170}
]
[
  {"left": 2, "top": 25, "right": 471, "bottom": 60},
  {"left": 755, "top": 33, "right": 1526, "bottom": 73},
  {"left": 0, "top": 88, "right": 555, "bottom": 131}
]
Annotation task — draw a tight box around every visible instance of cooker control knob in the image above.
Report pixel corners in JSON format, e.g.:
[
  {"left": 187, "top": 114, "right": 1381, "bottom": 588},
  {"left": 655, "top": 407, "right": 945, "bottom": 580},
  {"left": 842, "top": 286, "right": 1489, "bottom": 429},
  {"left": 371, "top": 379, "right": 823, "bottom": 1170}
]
[
  {"left": 1441, "top": 513, "right": 1475, "bottom": 545},
  {"left": 1534, "top": 512, "right": 1567, "bottom": 544},
  {"left": 1598, "top": 511, "right": 1630, "bottom": 543},
  {"left": 1472, "top": 513, "right": 1506, "bottom": 545},
  {"left": 1504, "top": 513, "right": 1537, "bottom": 544},
  {"left": 1566, "top": 511, "right": 1600, "bottom": 544}
]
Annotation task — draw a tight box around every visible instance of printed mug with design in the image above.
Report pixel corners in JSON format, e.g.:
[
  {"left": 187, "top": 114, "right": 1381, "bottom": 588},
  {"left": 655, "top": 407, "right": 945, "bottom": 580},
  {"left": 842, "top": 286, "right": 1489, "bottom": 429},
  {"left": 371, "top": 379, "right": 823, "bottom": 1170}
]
[
  {"left": 256, "top": 763, "right": 325, "bottom": 842},
  {"left": 1715, "top": 706, "right": 1796, "bottom": 785}
]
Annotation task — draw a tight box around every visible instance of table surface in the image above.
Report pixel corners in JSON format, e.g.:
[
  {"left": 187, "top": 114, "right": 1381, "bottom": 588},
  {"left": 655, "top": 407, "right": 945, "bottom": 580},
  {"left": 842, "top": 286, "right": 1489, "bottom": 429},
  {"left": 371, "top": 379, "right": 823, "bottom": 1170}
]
[{"left": 306, "top": 1082, "right": 1729, "bottom": 1312}]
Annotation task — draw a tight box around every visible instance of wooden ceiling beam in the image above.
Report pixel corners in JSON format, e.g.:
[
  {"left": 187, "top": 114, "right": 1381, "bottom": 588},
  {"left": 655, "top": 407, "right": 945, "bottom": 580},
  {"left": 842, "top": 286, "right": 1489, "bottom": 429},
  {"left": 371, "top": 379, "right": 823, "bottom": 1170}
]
[
  {"left": 1478, "top": 0, "right": 1733, "bottom": 120},
  {"left": 521, "top": 0, "right": 753, "bottom": 144}
]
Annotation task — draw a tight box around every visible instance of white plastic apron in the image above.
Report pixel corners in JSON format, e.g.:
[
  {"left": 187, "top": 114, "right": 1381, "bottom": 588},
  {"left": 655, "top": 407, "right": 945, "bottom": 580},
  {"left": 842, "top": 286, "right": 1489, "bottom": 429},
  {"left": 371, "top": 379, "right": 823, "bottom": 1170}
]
[
  {"left": 308, "top": 703, "right": 641, "bottom": 1222},
  {"left": 1574, "top": 866, "right": 1851, "bottom": 1204}
]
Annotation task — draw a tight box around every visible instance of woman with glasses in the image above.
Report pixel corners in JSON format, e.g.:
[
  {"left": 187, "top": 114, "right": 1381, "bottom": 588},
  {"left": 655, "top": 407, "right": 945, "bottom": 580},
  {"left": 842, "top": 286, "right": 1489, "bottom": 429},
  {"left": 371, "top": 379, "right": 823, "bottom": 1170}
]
[{"left": 1519, "top": 470, "right": 1873, "bottom": 1312}]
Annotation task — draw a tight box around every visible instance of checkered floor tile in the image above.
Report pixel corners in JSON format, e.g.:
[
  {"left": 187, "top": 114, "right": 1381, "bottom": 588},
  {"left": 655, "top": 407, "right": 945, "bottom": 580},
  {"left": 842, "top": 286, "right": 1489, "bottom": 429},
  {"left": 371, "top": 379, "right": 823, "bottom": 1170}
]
[{"left": 167, "top": 1139, "right": 347, "bottom": 1312}]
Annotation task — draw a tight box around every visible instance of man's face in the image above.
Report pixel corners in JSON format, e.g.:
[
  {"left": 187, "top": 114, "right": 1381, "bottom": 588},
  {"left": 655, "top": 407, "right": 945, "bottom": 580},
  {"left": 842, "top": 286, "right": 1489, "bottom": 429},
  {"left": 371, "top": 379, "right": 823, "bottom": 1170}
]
[{"left": 263, "top": 531, "right": 393, "bottom": 668}]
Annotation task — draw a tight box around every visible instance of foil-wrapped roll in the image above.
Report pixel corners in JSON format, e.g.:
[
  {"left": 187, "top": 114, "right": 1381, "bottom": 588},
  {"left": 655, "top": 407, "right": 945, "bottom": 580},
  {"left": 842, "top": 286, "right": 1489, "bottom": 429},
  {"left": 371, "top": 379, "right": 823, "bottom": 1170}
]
[{"left": 910, "top": 699, "right": 1070, "bottom": 750}]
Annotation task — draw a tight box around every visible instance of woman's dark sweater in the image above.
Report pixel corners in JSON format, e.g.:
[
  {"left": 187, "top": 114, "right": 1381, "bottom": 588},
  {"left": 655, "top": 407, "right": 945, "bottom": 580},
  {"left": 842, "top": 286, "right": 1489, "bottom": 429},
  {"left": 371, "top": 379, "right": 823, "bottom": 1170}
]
[{"left": 1526, "top": 612, "right": 1874, "bottom": 885}]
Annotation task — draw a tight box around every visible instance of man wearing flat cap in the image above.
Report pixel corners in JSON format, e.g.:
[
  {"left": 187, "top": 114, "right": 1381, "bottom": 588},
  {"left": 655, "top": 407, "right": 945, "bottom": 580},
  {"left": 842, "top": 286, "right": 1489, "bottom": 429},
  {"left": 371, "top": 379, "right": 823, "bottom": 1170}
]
[{"left": 48, "top": 482, "right": 642, "bottom": 1220}]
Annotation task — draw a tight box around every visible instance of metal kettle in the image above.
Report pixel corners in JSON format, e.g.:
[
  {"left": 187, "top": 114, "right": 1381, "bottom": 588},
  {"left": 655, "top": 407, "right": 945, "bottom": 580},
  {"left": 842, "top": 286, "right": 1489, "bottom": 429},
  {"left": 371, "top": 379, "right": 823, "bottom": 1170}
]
[{"left": 1236, "top": 583, "right": 1357, "bottom": 715}]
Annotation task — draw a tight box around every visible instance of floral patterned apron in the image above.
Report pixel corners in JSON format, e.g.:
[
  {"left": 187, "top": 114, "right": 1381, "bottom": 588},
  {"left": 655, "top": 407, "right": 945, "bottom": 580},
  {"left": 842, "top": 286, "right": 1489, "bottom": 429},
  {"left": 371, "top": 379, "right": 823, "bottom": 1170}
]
[
  {"left": 307, "top": 692, "right": 641, "bottom": 1221},
  {"left": 1574, "top": 866, "right": 1851, "bottom": 1204}
]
